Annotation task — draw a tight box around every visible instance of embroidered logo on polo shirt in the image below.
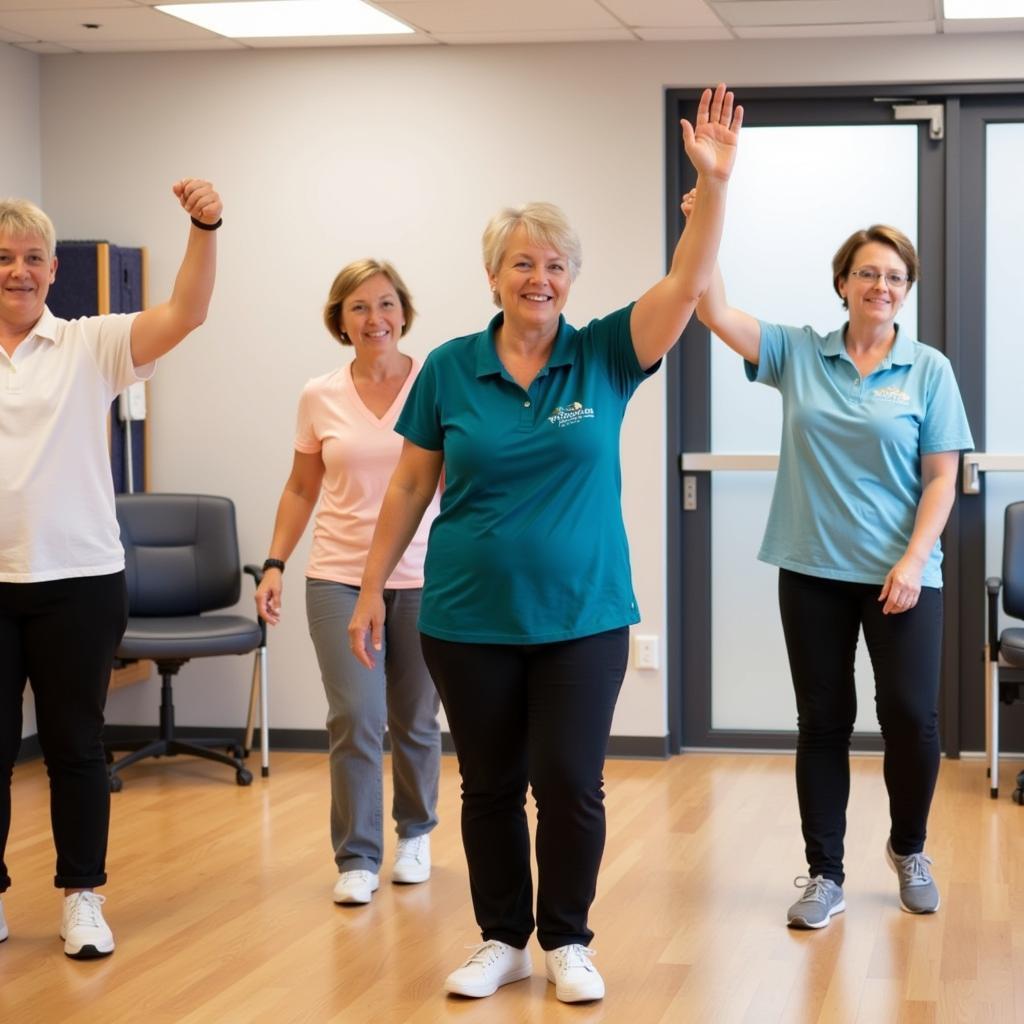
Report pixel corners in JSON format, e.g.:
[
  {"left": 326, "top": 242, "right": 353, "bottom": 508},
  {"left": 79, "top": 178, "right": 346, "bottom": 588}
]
[
  {"left": 872, "top": 385, "right": 911, "bottom": 405},
  {"left": 547, "top": 401, "right": 594, "bottom": 428}
]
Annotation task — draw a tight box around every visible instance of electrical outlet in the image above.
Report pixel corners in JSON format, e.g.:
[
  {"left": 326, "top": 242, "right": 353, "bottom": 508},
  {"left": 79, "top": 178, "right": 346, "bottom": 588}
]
[{"left": 634, "top": 634, "right": 659, "bottom": 670}]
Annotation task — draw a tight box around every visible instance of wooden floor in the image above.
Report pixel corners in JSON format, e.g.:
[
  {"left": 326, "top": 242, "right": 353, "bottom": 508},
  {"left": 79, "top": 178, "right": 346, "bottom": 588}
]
[{"left": 1, "top": 750, "right": 1022, "bottom": 1024}]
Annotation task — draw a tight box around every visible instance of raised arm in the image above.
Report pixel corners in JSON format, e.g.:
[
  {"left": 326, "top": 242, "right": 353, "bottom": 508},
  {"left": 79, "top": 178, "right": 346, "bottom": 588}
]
[
  {"left": 680, "top": 188, "right": 761, "bottom": 365},
  {"left": 348, "top": 441, "right": 444, "bottom": 668},
  {"left": 254, "top": 450, "right": 326, "bottom": 625},
  {"left": 130, "top": 178, "right": 222, "bottom": 368},
  {"left": 630, "top": 83, "right": 742, "bottom": 371}
]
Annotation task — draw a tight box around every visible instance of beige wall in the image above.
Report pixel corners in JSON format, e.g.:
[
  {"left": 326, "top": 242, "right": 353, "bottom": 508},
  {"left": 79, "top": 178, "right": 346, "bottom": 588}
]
[
  {"left": 2, "top": 42, "right": 42, "bottom": 740},
  {"left": 34, "top": 33, "right": 1024, "bottom": 741}
]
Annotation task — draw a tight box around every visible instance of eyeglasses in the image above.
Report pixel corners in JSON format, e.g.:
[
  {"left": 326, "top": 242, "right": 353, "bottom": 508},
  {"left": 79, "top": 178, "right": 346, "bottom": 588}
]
[{"left": 848, "top": 268, "right": 909, "bottom": 287}]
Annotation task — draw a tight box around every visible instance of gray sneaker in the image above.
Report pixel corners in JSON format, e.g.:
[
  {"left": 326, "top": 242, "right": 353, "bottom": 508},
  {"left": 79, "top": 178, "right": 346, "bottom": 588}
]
[
  {"left": 787, "top": 875, "right": 845, "bottom": 929},
  {"left": 885, "top": 840, "right": 940, "bottom": 914}
]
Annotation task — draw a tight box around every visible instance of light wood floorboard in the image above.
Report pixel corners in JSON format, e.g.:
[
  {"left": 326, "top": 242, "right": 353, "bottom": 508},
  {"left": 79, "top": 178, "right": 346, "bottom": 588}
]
[{"left": 1, "top": 751, "right": 1021, "bottom": 1023}]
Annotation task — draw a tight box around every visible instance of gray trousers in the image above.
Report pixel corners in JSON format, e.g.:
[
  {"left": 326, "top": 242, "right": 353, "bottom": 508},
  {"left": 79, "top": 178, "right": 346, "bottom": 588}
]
[{"left": 306, "top": 580, "right": 440, "bottom": 873}]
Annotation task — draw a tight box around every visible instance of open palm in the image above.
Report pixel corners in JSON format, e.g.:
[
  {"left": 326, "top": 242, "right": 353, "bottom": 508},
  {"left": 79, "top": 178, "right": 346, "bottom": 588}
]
[{"left": 682, "top": 83, "right": 743, "bottom": 182}]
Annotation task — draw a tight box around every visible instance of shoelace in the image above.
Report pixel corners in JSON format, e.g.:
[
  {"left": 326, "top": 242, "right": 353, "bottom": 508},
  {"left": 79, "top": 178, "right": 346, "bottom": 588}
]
[
  {"left": 396, "top": 836, "right": 426, "bottom": 862},
  {"left": 461, "top": 941, "right": 509, "bottom": 969},
  {"left": 892, "top": 851, "right": 933, "bottom": 887},
  {"left": 67, "top": 891, "right": 105, "bottom": 928},
  {"left": 553, "top": 944, "right": 597, "bottom": 972},
  {"left": 792, "top": 876, "right": 834, "bottom": 904},
  {"left": 338, "top": 870, "right": 374, "bottom": 886}
]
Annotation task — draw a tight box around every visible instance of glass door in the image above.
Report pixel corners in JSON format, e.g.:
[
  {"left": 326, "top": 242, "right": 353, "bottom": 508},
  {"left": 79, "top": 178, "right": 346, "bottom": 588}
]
[{"left": 666, "top": 87, "right": 949, "bottom": 751}]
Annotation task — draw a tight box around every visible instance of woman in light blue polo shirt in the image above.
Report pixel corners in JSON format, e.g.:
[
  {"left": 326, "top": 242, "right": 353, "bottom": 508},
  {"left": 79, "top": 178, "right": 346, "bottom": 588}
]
[
  {"left": 687, "top": 196, "right": 973, "bottom": 931},
  {"left": 349, "top": 84, "right": 742, "bottom": 1004}
]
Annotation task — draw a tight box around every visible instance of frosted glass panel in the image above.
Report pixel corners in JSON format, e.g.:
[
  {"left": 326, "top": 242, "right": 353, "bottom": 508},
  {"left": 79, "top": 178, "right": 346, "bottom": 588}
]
[
  {"left": 711, "top": 124, "right": 919, "bottom": 731},
  {"left": 985, "top": 123, "right": 1024, "bottom": 626}
]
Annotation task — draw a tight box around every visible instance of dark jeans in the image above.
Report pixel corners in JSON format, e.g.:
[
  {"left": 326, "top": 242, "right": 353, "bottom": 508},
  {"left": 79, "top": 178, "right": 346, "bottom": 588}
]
[
  {"left": 420, "top": 627, "right": 628, "bottom": 950},
  {"left": 0, "top": 572, "right": 128, "bottom": 891},
  {"left": 778, "top": 568, "right": 943, "bottom": 885}
]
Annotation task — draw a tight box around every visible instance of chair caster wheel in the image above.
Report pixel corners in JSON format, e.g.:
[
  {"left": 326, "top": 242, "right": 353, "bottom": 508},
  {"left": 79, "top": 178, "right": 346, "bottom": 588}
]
[
  {"left": 109, "top": 774, "right": 123, "bottom": 793},
  {"left": 1013, "top": 788, "right": 1023, "bottom": 805},
  {"left": 236, "top": 768, "right": 253, "bottom": 786}
]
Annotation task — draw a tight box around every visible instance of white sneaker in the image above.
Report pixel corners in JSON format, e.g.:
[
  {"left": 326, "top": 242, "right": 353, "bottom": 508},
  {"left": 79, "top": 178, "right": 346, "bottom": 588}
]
[
  {"left": 444, "top": 940, "right": 532, "bottom": 998},
  {"left": 545, "top": 944, "right": 605, "bottom": 1002},
  {"left": 393, "top": 835, "right": 431, "bottom": 884},
  {"left": 0, "top": 896, "right": 8, "bottom": 942},
  {"left": 60, "top": 891, "right": 114, "bottom": 959},
  {"left": 332, "top": 870, "right": 379, "bottom": 905}
]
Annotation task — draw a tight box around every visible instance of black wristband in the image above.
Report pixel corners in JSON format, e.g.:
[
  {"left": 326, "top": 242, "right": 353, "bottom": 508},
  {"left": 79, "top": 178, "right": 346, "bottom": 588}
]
[
  {"left": 190, "top": 216, "right": 222, "bottom": 231},
  {"left": 262, "top": 558, "right": 285, "bottom": 574}
]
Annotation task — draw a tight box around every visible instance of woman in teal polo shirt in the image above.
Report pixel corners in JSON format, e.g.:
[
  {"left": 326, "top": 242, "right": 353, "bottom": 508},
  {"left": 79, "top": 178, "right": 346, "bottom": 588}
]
[
  {"left": 349, "top": 84, "right": 742, "bottom": 1004},
  {"left": 686, "top": 195, "right": 973, "bottom": 931}
]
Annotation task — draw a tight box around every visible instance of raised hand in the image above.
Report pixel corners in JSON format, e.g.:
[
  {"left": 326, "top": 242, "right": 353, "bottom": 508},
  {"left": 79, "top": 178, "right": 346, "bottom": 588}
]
[
  {"left": 681, "top": 83, "right": 743, "bottom": 183},
  {"left": 173, "top": 178, "right": 222, "bottom": 225}
]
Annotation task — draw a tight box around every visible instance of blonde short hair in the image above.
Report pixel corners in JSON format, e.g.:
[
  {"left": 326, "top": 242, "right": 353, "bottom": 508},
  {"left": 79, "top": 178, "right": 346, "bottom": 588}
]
[
  {"left": 832, "top": 225, "right": 918, "bottom": 309},
  {"left": 0, "top": 198, "right": 56, "bottom": 259},
  {"left": 322, "top": 259, "right": 416, "bottom": 345},
  {"left": 482, "top": 202, "right": 582, "bottom": 307}
]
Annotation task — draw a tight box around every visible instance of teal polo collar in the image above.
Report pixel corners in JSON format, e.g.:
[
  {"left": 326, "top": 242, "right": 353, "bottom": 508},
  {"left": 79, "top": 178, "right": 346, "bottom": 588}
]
[
  {"left": 825, "top": 322, "right": 917, "bottom": 369},
  {"left": 474, "top": 312, "right": 578, "bottom": 380}
]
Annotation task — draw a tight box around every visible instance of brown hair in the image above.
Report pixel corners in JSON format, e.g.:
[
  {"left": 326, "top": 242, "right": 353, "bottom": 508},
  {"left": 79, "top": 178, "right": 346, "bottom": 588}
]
[
  {"left": 322, "top": 258, "right": 416, "bottom": 345},
  {"left": 832, "top": 225, "right": 919, "bottom": 310}
]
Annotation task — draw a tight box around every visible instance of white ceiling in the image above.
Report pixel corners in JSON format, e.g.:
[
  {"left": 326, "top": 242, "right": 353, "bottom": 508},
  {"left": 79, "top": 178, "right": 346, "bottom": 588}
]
[{"left": 0, "top": 0, "right": 1021, "bottom": 55}]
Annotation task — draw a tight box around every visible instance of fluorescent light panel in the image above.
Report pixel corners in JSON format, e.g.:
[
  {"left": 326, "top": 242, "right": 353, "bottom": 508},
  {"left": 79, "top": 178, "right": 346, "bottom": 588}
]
[
  {"left": 156, "top": 0, "right": 413, "bottom": 38},
  {"left": 944, "top": 0, "right": 1024, "bottom": 18}
]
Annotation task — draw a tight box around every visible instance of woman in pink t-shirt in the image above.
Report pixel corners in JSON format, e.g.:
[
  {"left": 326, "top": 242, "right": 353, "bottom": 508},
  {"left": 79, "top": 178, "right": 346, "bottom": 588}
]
[{"left": 255, "top": 259, "right": 440, "bottom": 906}]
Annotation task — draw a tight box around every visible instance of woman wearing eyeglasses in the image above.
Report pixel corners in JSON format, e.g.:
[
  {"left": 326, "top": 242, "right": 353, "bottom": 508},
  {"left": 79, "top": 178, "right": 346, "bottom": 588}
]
[{"left": 684, "top": 207, "right": 973, "bottom": 929}]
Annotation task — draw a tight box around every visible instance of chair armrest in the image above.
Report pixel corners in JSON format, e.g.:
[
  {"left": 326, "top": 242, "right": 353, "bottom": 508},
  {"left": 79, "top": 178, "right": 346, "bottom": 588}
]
[{"left": 987, "top": 576, "right": 1002, "bottom": 652}]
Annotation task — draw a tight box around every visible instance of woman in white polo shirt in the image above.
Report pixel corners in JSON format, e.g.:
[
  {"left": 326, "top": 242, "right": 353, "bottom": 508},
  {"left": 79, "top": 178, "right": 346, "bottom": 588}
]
[
  {"left": 0, "top": 180, "right": 222, "bottom": 959},
  {"left": 685, "top": 194, "right": 973, "bottom": 930},
  {"left": 254, "top": 259, "right": 441, "bottom": 907}
]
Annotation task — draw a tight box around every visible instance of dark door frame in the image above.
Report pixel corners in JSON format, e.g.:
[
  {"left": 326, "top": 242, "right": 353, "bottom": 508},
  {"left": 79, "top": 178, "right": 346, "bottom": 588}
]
[{"left": 665, "top": 81, "right": 1024, "bottom": 756}]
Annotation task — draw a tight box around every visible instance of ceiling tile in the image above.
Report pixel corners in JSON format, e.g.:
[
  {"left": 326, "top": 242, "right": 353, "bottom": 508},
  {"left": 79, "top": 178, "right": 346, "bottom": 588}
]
[
  {"left": 65, "top": 35, "right": 248, "bottom": 50},
  {"left": 602, "top": 0, "right": 725, "bottom": 29},
  {"left": 430, "top": 28, "right": 636, "bottom": 44},
  {"left": 0, "top": 0, "right": 135, "bottom": 9},
  {"left": 735, "top": 20, "right": 937, "bottom": 38},
  {"left": 634, "top": 25, "right": 733, "bottom": 39},
  {"left": 711, "top": 0, "right": 934, "bottom": 27},
  {"left": 0, "top": 6, "right": 220, "bottom": 41},
  {"left": 376, "top": 0, "right": 621, "bottom": 33}
]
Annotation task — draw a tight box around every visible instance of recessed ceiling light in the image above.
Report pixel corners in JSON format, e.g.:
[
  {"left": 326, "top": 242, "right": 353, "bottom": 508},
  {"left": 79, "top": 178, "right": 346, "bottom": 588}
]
[
  {"left": 944, "top": 0, "right": 1024, "bottom": 17},
  {"left": 156, "top": 0, "right": 413, "bottom": 38}
]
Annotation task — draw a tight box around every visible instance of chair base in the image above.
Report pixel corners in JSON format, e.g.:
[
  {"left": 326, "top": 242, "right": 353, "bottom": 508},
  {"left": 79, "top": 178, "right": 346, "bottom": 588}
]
[
  {"left": 107, "top": 738, "right": 253, "bottom": 791},
  {"left": 105, "top": 664, "right": 254, "bottom": 790}
]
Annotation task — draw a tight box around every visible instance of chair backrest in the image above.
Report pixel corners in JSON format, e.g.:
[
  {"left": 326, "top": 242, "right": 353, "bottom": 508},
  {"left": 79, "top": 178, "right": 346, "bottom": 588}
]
[
  {"left": 1003, "top": 502, "right": 1024, "bottom": 620},
  {"left": 116, "top": 493, "right": 243, "bottom": 616}
]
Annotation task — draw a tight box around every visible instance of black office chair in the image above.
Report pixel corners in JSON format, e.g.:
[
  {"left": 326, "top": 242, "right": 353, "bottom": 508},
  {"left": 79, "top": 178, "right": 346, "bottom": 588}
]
[
  {"left": 984, "top": 500, "right": 1024, "bottom": 804},
  {"left": 106, "top": 493, "right": 270, "bottom": 791}
]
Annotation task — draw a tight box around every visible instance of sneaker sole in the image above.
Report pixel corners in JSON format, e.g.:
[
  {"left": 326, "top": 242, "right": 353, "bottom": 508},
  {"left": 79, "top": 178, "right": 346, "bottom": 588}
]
[
  {"left": 896, "top": 895, "right": 940, "bottom": 915},
  {"left": 392, "top": 868, "right": 430, "bottom": 884},
  {"left": 546, "top": 972, "right": 605, "bottom": 1003},
  {"left": 444, "top": 963, "right": 532, "bottom": 998},
  {"left": 62, "top": 938, "right": 115, "bottom": 959},
  {"left": 787, "top": 900, "right": 846, "bottom": 929},
  {"left": 885, "top": 847, "right": 940, "bottom": 914}
]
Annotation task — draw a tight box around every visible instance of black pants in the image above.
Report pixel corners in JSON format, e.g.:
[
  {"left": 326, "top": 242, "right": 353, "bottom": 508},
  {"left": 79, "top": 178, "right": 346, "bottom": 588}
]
[
  {"left": 420, "top": 627, "right": 628, "bottom": 950},
  {"left": 0, "top": 572, "right": 128, "bottom": 891},
  {"left": 778, "top": 569, "right": 942, "bottom": 885}
]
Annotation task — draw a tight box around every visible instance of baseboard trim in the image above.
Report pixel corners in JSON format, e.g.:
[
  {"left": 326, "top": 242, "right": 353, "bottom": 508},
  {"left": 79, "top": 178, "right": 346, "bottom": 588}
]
[{"left": 18, "top": 727, "right": 670, "bottom": 762}]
